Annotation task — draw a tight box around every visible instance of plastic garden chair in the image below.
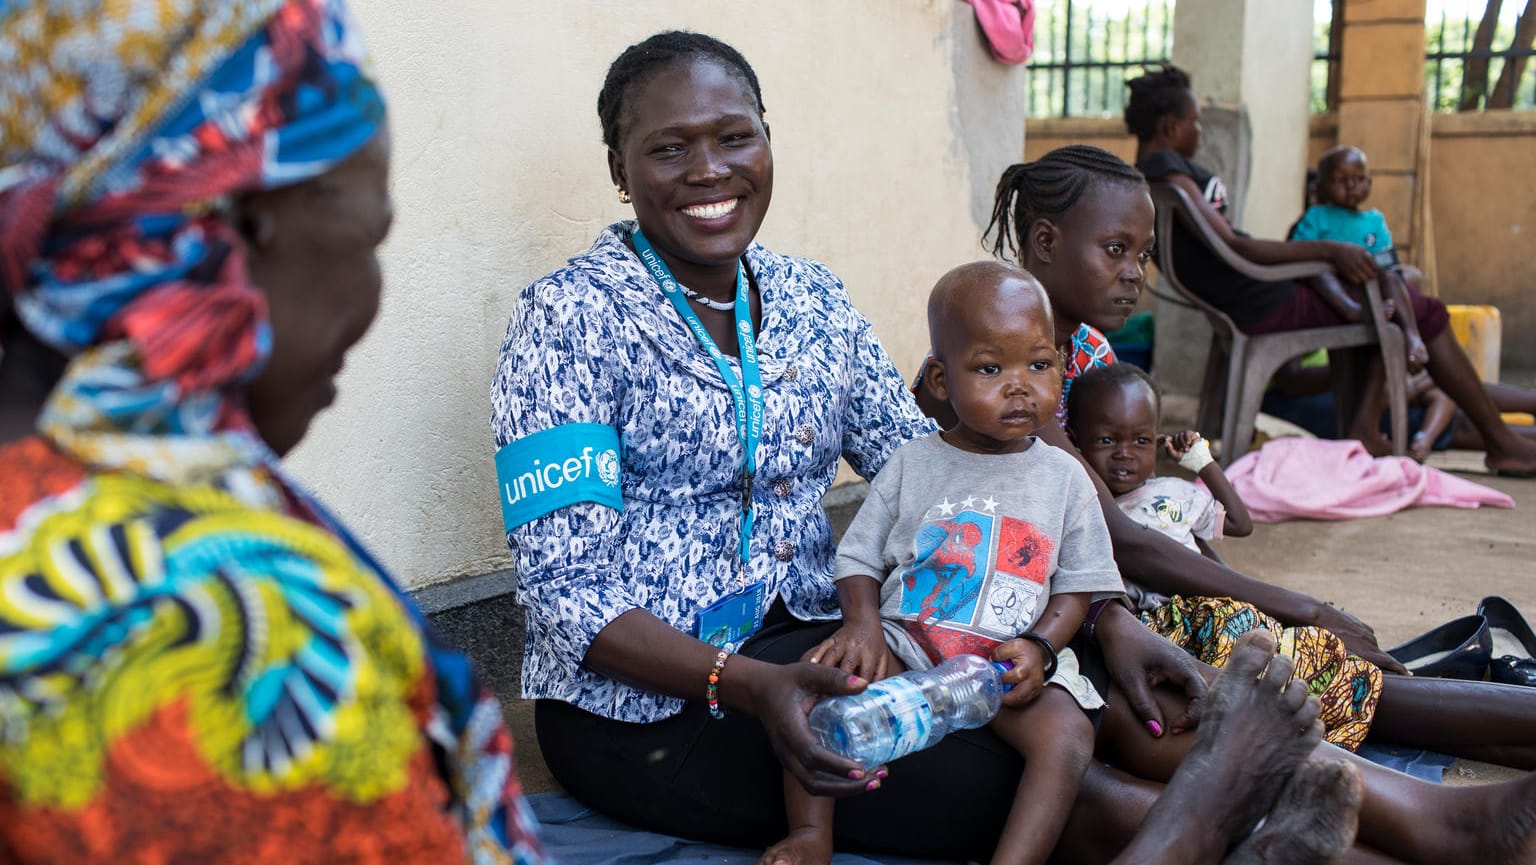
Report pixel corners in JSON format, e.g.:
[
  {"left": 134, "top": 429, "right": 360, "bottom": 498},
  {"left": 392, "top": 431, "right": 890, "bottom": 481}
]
[{"left": 1148, "top": 182, "right": 1408, "bottom": 465}]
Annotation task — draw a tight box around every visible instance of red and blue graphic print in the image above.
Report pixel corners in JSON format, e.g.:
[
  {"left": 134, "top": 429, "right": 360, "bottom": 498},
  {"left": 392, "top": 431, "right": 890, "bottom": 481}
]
[{"left": 898, "top": 497, "right": 1055, "bottom": 665}]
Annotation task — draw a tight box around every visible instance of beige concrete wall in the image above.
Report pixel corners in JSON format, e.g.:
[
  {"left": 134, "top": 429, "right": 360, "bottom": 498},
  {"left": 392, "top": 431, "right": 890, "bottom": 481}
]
[
  {"left": 1424, "top": 112, "right": 1536, "bottom": 369},
  {"left": 281, "top": 0, "right": 1025, "bottom": 589},
  {"left": 1023, "top": 118, "right": 1136, "bottom": 163},
  {"left": 1172, "top": 0, "right": 1313, "bottom": 240}
]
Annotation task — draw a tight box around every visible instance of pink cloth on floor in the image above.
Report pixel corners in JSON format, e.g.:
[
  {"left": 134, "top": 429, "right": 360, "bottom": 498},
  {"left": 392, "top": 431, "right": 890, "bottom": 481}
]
[
  {"left": 1222, "top": 438, "right": 1515, "bottom": 522},
  {"left": 959, "top": 0, "right": 1036, "bottom": 64}
]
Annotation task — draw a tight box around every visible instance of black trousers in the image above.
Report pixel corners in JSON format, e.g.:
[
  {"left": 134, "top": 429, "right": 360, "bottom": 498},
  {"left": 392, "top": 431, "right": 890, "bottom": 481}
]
[{"left": 536, "top": 617, "right": 1029, "bottom": 861}]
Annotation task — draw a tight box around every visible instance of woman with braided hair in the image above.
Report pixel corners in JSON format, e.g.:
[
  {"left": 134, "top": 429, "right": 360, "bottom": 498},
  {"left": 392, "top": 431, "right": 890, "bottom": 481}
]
[{"left": 911, "top": 142, "right": 1536, "bottom": 865}]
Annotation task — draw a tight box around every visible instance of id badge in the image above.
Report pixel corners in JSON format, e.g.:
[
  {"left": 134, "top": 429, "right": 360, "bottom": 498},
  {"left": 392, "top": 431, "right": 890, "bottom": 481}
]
[{"left": 697, "top": 581, "right": 768, "bottom": 650}]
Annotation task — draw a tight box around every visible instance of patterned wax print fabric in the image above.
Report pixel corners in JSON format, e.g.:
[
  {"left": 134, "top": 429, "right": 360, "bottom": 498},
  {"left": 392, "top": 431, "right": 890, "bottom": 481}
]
[
  {"left": 491, "top": 221, "right": 938, "bottom": 723},
  {"left": 1114, "top": 475, "right": 1226, "bottom": 553},
  {"left": 1058, "top": 322, "right": 1117, "bottom": 423},
  {"left": 0, "top": 2, "right": 548, "bottom": 861},
  {"left": 1142, "top": 595, "right": 1383, "bottom": 750},
  {"left": 1, "top": 0, "right": 384, "bottom": 483},
  {"left": 1290, "top": 205, "right": 1394, "bottom": 257},
  {"left": 835, "top": 433, "right": 1122, "bottom": 690},
  {"left": 0, "top": 438, "right": 549, "bottom": 864}
]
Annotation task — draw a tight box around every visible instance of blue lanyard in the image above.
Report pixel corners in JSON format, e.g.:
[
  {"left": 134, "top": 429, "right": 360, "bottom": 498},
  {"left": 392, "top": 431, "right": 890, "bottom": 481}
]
[{"left": 632, "top": 228, "right": 763, "bottom": 571}]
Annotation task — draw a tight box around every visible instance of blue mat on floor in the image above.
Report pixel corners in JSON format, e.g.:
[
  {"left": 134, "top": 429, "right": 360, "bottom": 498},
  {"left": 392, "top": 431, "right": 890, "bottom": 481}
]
[
  {"left": 527, "top": 793, "right": 972, "bottom": 865},
  {"left": 1355, "top": 743, "right": 1457, "bottom": 782}
]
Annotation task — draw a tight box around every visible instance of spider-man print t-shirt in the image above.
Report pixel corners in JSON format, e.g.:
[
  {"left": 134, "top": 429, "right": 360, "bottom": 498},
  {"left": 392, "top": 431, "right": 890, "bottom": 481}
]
[{"left": 835, "top": 432, "right": 1124, "bottom": 670}]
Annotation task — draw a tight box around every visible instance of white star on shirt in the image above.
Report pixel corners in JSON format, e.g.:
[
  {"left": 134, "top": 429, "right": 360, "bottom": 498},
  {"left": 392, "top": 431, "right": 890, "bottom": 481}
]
[
  {"left": 959, "top": 495, "right": 978, "bottom": 511},
  {"left": 980, "top": 496, "right": 1000, "bottom": 513},
  {"left": 936, "top": 498, "right": 956, "bottom": 517}
]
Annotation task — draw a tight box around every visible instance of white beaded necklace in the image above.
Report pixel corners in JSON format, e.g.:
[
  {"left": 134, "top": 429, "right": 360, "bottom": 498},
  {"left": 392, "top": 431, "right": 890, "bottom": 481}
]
[{"left": 676, "top": 282, "right": 737, "bottom": 312}]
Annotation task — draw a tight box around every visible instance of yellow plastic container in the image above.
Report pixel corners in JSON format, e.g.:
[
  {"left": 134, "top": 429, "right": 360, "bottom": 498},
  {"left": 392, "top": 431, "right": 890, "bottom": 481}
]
[{"left": 1446, "top": 304, "right": 1502, "bottom": 383}]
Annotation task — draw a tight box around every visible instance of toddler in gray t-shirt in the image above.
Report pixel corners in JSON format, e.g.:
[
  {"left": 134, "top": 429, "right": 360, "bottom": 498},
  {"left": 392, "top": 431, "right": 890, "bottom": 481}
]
[{"left": 767, "top": 262, "right": 1123, "bottom": 865}]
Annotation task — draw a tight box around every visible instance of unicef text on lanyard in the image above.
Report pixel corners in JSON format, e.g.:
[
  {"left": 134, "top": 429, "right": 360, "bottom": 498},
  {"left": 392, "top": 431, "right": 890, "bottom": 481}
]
[{"left": 633, "top": 228, "right": 767, "bottom": 650}]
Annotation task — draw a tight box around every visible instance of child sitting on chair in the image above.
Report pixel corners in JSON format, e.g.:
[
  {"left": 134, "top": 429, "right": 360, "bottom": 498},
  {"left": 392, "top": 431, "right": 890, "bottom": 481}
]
[
  {"left": 1291, "top": 145, "right": 1429, "bottom": 374},
  {"left": 765, "top": 262, "right": 1123, "bottom": 865},
  {"left": 1064, "top": 363, "right": 1252, "bottom": 561}
]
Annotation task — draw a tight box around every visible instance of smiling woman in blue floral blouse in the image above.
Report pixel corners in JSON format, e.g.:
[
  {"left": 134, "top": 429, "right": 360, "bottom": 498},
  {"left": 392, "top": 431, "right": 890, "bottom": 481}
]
[{"left": 488, "top": 29, "right": 1220, "bottom": 864}]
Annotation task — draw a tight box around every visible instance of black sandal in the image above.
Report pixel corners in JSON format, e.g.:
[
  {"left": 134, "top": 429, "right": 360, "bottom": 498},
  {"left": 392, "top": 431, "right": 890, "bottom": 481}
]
[
  {"left": 1478, "top": 596, "right": 1536, "bottom": 687},
  {"left": 1385, "top": 614, "right": 1491, "bottom": 680}
]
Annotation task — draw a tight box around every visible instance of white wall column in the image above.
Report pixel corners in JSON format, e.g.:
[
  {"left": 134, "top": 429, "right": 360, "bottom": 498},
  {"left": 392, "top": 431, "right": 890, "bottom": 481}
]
[{"left": 1172, "top": 0, "right": 1315, "bottom": 238}]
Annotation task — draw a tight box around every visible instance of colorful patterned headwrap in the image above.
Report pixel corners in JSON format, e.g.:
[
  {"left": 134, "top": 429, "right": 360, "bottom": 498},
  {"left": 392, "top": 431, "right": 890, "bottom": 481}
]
[{"left": 0, "top": 0, "right": 385, "bottom": 481}]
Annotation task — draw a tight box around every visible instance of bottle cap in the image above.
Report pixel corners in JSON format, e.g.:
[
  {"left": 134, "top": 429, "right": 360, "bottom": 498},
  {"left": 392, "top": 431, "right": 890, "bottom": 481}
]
[{"left": 991, "top": 660, "right": 1014, "bottom": 692}]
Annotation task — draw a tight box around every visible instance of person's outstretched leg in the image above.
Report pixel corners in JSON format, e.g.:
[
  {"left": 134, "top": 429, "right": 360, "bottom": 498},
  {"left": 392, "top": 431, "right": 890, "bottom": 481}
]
[
  {"left": 1484, "top": 381, "right": 1536, "bottom": 414},
  {"left": 1225, "top": 759, "right": 1363, "bottom": 865},
  {"left": 1346, "top": 354, "right": 1395, "bottom": 457},
  {"left": 1348, "top": 758, "right": 1536, "bottom": 865},
  {"left": 1097, "top": 663, "right": 1536, "bottom": 865},
  {"left": 1106, "top": 630, "right": 1323, "bottom": 865},
  {"left": 1409, "top": 381, "right": 1455, "bottom": 462},
  {"left": 1367, "top": 675, "right": 1536, "bottom": 769},
  {"left": 1383, "top": 271, "right": 1428, "bottom": 373},
  {"left": 1423, "top": 327, "right": 1536, "bottom": 474}
]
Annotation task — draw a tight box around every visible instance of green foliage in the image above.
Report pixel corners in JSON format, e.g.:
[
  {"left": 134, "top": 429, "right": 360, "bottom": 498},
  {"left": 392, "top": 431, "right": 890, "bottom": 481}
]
[
  {"left": 1026, "top": 0, "right": 1533, "bottom": 118},
  {"left": 1026, "top": 0, "right": 1175, "bottom": 119}
]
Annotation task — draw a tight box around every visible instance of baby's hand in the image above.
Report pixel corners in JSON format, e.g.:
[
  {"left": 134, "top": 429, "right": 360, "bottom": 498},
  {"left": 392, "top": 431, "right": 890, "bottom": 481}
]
[
  {"left": 992, "top": 640, "right": 1047, "bottom": 707},
  {"left": 804, "top": 619, "right": 895, "bottom": 681},
  {"left": 1160, "top": 430, "right": 1203, "bottom": 459}
]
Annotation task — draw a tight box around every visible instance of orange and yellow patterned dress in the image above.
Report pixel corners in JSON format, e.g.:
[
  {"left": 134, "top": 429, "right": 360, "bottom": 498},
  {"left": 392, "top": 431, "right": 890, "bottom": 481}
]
[{"left": 0, "top": 437, "right": 547, "bottom": 863}]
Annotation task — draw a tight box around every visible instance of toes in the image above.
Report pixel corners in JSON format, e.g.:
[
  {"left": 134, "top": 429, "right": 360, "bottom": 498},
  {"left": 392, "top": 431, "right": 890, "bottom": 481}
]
[
  {"left": 1295, "top": 697, "right": 1322, "bottom": 734},
  {"left": 1262, "top": 650, "right": 1298, "bottom": 692},
  {"left": 1277, "top": 677, "right": 1310, "bottom": 714},
  {"left": 1225, "top": 630, "right": 1279, "bottom": 682}
]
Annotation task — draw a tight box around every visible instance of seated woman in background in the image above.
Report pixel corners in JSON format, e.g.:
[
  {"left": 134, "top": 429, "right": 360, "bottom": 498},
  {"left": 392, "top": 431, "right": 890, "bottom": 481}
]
[
  {"left": 1126, "top": 63, "right": 1536, "bottom": 478},
  {"left": 0, "top": 2, "right": 545, "bottom": 861}
]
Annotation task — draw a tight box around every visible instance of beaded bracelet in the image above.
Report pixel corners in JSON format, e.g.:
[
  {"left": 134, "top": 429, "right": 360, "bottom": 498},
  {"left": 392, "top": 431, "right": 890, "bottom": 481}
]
[
  {"left": 1018, "top": 632, "right": 1059, "bottom": 681},
  {"left": 706, "top": 649, "right": 731, "bottom": 719}
]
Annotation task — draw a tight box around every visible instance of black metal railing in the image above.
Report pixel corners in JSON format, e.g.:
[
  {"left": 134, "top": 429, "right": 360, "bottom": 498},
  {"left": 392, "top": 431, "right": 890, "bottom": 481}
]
[
  {"left": 1426, "top": 1, "right": 1536, "bottom": 111},
  {"left": 1313, "top": 0, "right": 1341, "bottom": 113},
  {"left": 1026, "top": 0, "right": 1175, "bottom": 118}
]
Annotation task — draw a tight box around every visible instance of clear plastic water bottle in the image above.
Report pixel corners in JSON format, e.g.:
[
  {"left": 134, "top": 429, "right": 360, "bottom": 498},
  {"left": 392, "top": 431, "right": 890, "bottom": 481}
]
[{"left": 809, "top": 654, "right": 1011, "bottom": 770}]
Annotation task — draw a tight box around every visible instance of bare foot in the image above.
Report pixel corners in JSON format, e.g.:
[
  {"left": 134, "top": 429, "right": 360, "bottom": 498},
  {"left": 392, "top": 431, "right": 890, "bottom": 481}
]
[
  {"left": 759, "top": 826, "right": 833, "bottom": 865},
  {"left": 1484, "top": 437, "right": 1536, "bottom": 477},
  {"left": 1111, "top": 631, "right": 1324, "bottom": 864},
  {"left": 1355, "top": 431, "right": 1393, "bottom": 459},
  {"left": 1409, "top": 431, "right": 1433, "bottom": 463},
  {"left": 1226, "top": 760, "right": 1362, "bottom": 865}
]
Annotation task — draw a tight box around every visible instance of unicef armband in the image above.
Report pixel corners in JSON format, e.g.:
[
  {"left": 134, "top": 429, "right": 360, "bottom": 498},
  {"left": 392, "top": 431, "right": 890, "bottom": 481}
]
[{"left": 495, "top": 423, "right": 623, "bottom": 531}]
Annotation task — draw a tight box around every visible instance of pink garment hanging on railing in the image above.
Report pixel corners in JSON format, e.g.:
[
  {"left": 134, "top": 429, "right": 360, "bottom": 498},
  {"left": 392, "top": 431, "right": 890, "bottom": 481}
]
[
  {"left": 1220, "top": 438, "right": 1515, "bottom": 523},
  {"left": 960, "top": 0, "right": 1037, "bottom": 64}
]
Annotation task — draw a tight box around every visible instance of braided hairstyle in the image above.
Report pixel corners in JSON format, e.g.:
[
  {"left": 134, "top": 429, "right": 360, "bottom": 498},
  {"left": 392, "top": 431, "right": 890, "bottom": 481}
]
[
  {"left": 1123, "top": 64, "right": 1193, "bottom": 141},
  {"left": 597, "top": 31, "right": 765, "bottom": 151},
  {"left": 1064, "top": 361, "right": 1159, "bottom": 434},
  {"left": 984, "top": 145, "right": 1146, "bottom": 265}
]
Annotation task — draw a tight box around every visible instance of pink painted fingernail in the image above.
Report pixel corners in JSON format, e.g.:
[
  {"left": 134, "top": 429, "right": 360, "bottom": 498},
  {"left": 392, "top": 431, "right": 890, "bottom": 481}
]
[
  {"left": 865, "top": 779, "right": 881, "bottom": 792},
  {"left": 847, "top": 676, "right": 864, "bottom": 686},
  {"left": 1146, "top": 720, "right": 1163, "bottom": 736},
  {"left": 1172, "top": 727, "right": 1186, "bottom": 735},
  {"left": 875, "top": 768, "right": 888, "bottom": 779},
  {"left": 848, "top": 769, "right": 865, "bottom": 779}
]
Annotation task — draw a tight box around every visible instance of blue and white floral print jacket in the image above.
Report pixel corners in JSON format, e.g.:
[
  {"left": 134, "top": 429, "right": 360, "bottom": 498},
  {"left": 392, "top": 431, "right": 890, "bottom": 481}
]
[{"left": 491, "top": 222, "right": 935, "bottom": 722}]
